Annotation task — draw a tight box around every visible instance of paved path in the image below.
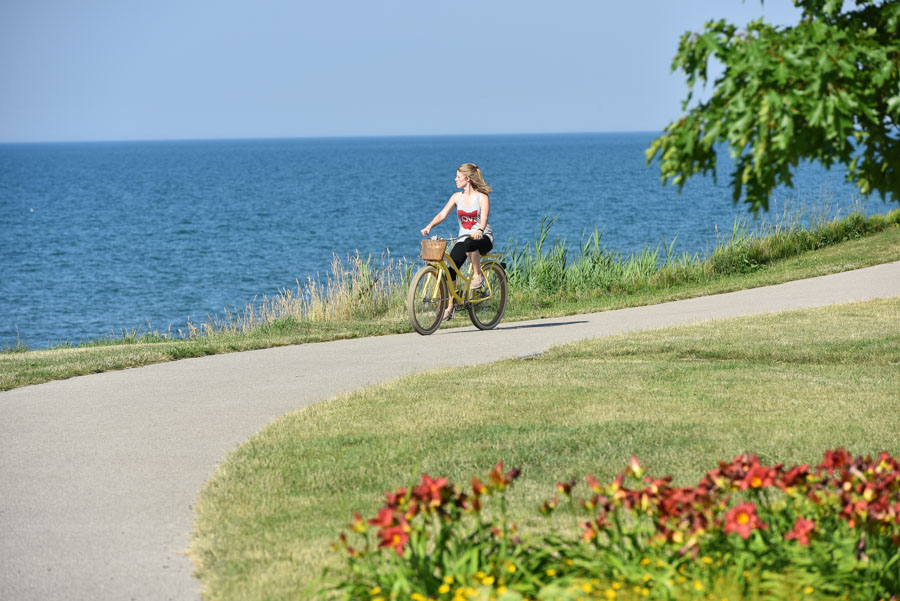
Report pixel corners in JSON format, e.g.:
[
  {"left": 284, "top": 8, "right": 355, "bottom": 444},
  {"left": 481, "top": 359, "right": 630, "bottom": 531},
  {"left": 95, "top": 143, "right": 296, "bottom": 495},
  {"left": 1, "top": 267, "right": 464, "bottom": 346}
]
[{"left": 2, "top": 261, "right": 899, "bottom": 601}]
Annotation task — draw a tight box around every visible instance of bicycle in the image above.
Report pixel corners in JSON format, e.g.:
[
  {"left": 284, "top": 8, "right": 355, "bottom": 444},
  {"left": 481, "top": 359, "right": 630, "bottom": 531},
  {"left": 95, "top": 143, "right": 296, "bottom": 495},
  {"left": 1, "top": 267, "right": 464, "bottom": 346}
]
[{"left": 407, "top": 236, "right": 508, "bottom": 335}]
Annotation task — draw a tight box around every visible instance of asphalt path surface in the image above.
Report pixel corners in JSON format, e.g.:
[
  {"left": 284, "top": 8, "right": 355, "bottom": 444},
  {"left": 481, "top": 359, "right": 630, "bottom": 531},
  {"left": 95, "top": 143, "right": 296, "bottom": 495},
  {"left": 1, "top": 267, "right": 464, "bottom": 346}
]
[{"left": 2, "top": 261, "right": 899, "bottom": 601}]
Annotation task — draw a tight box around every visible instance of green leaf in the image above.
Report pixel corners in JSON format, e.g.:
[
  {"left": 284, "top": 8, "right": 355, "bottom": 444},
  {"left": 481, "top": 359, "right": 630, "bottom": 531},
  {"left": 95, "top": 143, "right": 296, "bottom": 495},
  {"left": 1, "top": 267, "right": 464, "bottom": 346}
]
[{"left": 649, "top": 0, "right": 900, "bottom": 211}]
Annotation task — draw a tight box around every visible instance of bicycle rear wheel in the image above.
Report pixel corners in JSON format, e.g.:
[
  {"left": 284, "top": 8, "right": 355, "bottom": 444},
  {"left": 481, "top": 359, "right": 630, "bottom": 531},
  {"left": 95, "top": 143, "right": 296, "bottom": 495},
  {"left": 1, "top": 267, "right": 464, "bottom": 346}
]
[
  {"left": 467, "top": 262, "right": 507, "bottom": 330},
  {"left": 408, "top": 265, "right": 449, "bottom": 335}
]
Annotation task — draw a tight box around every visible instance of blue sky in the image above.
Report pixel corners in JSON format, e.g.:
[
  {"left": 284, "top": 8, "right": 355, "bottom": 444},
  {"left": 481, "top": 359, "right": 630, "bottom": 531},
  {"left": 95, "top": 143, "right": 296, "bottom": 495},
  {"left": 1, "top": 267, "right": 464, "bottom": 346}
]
[{"left": 0, "top": 1, "right": 805, "bottom": 143}]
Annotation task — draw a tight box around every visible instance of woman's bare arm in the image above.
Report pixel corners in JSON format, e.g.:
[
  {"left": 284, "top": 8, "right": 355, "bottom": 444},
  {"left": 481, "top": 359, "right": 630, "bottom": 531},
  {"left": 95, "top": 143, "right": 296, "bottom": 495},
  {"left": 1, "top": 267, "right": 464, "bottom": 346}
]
[{"left": 421, "top": 193, "right": 459, "bottom": 236}]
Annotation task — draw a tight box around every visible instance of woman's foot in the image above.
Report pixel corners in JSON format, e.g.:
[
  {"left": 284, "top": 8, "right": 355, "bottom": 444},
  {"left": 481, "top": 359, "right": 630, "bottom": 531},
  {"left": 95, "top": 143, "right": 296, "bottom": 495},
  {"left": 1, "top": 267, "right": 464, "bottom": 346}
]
[
  {"left": 442, "top": 305, "right": 456, "bottom": 322},
  {"left": 470, "top": 275, "right": 484, "bottom": 290}
]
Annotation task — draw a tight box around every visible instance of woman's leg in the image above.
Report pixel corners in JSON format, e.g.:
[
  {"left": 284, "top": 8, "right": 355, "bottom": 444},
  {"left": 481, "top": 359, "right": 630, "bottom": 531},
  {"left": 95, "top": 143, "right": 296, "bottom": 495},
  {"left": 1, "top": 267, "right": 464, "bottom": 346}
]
[
  {"left": 468, "top": 251, "right": 484, "bottom": 287},
  {"left": 445, "top": 241, "right": 470, "bottom": 319},
  {"left": 469, "top": 237, "right": 493, "bottom": 288},
  {"left": 450, "top": 237, "right": 493, "bottom": 294},
  {"left": 448, "top": 242, "right": 468, "bottom": 282}
]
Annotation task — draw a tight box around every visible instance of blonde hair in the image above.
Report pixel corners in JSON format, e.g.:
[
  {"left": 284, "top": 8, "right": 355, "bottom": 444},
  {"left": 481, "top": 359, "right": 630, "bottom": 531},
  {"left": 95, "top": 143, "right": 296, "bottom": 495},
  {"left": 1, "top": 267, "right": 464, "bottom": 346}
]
[{"left": 458, "top": 163, "right": 492, "bottom": 195}]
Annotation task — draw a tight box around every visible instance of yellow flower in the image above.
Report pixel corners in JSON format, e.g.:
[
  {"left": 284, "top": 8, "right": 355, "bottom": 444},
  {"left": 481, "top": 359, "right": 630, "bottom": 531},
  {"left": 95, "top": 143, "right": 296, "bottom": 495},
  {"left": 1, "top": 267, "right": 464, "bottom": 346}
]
[
  {"left": 672, "top": 531, "right": 684, "bottom": 543},
  {"left": 566, "top": 559, "right": 575, "bottom": 566},
  {"left": 655, "top": 560, "right": 666, "bottom": 568},
  {"left": 439, "top": 584, "right": 451, "bottom": 595},
  {"left": 482, "top": 576, "right": 495, "bottom": 586},
  {"left": 497, "top": 586, "right": 507, "bottom": 595},
  {"left": 475, "top": 572, "right": 487, "bottom": 580},
  {"left": 642, "top": 574, "right": 652, "bottom": 583},
  {"left": 369, "top": 587, "right": 382, "bottom": 596},
  {"left": 506, "top": 563, "right": 517, "bottom": 573},
  {"left": 701, "top": 556, "right": 713, "bottom": 564},
  {"left": 641, "top": 588, "right": 650, "bottom": 597},
  {"left": 581, "top": 582, "right": 593, "bottom": 593},
  {"left": 411, "top": 594, "right": 427, "bottom": 601},
  {"left": 612, "top": 582, "right": 622, "bottom": 590},
  {"left": 804, "top": 587, "right": 815, "bottom": 595},
  {"left": 693, "top": 580, "right": 703, "bottom": 591},
  {"left": 545, "top": 569, "right": 557, "bottom": 577},
  {"left": 604, "top": 589, "right": 617, "bottom": 599},
  {"left": 444, "top": 576, "right": 455, "bottom": 584},
  {"left": 640, "top": 558, "right": 651, "bottom": 567}
]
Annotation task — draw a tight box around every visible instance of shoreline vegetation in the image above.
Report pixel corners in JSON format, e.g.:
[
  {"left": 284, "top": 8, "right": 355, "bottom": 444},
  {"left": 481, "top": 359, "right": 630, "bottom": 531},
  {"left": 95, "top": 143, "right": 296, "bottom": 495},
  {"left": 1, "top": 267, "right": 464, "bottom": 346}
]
[{"left": 1, "top": 207, "right": 899, "bottom": 392}]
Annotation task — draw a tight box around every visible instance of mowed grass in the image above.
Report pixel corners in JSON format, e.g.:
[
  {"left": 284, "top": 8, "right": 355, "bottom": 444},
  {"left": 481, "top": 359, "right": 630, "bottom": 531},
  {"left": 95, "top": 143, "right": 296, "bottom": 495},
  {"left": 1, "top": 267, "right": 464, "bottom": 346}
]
[
  {"left": 190, "top": 297, "right": 900, "bottom": 601},
  {"left": 3, "top": 222, "right": 899, "bottom": 392}
]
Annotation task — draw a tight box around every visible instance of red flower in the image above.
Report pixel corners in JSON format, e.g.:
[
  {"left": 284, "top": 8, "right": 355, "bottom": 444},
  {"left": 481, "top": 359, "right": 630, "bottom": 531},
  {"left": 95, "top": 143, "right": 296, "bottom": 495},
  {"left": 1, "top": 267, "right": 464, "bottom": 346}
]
[
  {"left": 488, "top": 461, "right": 521, "bottom": 491},
  {"left": 471, "top": 476, "right": 487, "bottom": 496},
  {"left": 378, "top": 522, "right": 410, "bottom": 555},
  {"left": 777, "top": 464, "right": 810, "bottom": 490},
  {"left": 581, "top": 516, "right": 607, "bottom": 541},
  {"left": 368, "top": 507, "right": 397, "bottom": 528},
  {"left": 540, "top": 497, "right": 558, "bottom": 515},
  {"left": 586, "top": 474, "right": 602, "bottom": 492},
  {"left": 413, "top": 474, "right": 450, "bottom": 508},
  {"left": 556, "top": 479, "right": 576, "bottom": 496},
  {"left": 384, "top": 487, "right": 408, "bottom": 508},
  {"left": 820, "top": 448, "right": 853, "bottom": 474},
  {"left": 724, "top": 502, "right": 767, "bottom": 539},
  {"left": 741, "top": 465, "right": 776, "bottom": 490},
  {"left": 784, "top": 517, "right": 815, "bottom": 546}
]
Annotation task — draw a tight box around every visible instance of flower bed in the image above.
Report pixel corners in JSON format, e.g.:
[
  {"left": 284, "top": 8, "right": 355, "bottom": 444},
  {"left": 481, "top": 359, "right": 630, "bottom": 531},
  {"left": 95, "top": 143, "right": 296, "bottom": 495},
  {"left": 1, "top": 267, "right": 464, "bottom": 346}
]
[{"left": 322, "top": 450, "right": 900, "bottom": 601}]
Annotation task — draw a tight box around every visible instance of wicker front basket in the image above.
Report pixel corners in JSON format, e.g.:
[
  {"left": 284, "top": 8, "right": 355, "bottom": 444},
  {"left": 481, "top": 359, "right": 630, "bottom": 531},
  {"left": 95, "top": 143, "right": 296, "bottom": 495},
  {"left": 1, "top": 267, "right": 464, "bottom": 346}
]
[{"left": 421, "top": 239, "right": 447, "bottom": 261}]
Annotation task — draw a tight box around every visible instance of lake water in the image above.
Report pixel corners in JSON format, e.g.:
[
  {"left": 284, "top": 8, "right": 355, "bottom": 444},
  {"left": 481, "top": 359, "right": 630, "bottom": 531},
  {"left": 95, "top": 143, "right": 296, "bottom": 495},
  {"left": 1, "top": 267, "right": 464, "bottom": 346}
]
[{"left": 0, "top": 133, "right": 890, "bottom": 349}]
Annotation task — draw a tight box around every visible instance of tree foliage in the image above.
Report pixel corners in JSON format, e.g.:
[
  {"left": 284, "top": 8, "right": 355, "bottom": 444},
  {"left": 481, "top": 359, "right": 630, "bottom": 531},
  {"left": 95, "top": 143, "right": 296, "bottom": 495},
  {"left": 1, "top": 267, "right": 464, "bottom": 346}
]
[{"left": 647, "top": 0, "right": 900, "bottom": 212}]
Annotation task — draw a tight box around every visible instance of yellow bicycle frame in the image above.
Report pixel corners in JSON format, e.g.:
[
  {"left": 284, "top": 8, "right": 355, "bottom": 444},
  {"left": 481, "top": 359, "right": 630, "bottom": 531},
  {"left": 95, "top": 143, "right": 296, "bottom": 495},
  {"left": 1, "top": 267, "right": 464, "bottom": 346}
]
[{"left": 422, "top": 251, "right": 504, "bottom": 307}]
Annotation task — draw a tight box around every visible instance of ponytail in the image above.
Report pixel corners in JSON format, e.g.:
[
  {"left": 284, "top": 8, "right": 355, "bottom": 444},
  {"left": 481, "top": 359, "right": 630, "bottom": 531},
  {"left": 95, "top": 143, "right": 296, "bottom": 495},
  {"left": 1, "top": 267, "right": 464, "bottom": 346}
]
[{"left": 458, "top": 163, "right": 493, "bottom": 195}]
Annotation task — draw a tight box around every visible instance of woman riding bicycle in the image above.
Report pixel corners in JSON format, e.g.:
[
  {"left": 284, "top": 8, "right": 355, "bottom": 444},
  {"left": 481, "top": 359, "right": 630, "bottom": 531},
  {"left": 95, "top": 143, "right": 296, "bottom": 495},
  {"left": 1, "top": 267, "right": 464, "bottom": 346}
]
[{"left": 420, "top": 163, "right": 493, "bottom": 322}]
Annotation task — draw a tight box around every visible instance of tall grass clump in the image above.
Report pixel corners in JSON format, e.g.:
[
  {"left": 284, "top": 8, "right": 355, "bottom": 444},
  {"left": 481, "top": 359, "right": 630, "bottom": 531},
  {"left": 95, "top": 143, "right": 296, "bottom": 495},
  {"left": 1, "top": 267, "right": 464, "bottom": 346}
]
[
  {"left": 504, "top": 208, "right": 900, "bottom": 297},
  {"left": 210, "top": 251, "right": 411, "bottom": 336},
  {"left": 504, "top": 216, "right": 688, "bottom": 294}
]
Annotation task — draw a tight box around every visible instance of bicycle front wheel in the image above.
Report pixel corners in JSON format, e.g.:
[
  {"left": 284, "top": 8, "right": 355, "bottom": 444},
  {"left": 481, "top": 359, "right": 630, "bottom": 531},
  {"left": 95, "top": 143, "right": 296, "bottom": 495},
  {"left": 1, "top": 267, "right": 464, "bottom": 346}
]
[
  {"left": 407, "top": 264, "right": 449, "bottom": 335},
  {"left": 467, "top": 262, "right": 507, "bottom": 330}
]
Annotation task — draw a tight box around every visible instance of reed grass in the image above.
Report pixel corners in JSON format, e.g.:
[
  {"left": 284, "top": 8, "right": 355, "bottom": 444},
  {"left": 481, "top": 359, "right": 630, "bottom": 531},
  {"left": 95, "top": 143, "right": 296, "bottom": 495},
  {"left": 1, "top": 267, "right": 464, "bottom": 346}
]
[
  {"left": 505, "top": 207, "right": 900, "bottom": 296},
  {"left": 206, "top": 251, "right": 410, "bottom": 336}
]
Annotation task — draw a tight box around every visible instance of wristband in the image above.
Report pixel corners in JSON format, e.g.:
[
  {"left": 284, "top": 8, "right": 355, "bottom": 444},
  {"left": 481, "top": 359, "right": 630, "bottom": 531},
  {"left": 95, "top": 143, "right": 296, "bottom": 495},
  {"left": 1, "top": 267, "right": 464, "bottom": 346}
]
[{"left": 478, "top": 228, "right": 484, "bottom": 232}]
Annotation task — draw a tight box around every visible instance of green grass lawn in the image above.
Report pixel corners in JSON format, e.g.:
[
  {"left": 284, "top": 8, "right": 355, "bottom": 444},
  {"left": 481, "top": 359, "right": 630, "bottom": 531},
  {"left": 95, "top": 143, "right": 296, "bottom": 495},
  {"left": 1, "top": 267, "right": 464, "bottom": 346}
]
[
  {"left": 3, "top": 221, "right": 899, "bottom": 392},
  {"left": 190, "top": 296, "right": 900, "bottom": 601}
]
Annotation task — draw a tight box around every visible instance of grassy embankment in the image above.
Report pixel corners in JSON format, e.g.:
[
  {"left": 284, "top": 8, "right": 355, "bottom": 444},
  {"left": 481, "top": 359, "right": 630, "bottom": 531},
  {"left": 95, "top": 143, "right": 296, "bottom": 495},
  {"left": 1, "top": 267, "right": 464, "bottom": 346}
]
[
  {"left": 189, "top": 295, "right": 900, "bottom": 601},
  {"left": 1, "top": 209, "right": 899, "bottom": 392}
]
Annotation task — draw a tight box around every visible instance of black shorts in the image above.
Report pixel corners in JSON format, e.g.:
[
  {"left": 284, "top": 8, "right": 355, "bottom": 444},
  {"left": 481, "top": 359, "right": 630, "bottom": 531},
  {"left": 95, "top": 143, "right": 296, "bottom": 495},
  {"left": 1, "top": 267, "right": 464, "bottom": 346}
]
[{"left": 448, "top": 236, "right": 493, "bottom": 280}]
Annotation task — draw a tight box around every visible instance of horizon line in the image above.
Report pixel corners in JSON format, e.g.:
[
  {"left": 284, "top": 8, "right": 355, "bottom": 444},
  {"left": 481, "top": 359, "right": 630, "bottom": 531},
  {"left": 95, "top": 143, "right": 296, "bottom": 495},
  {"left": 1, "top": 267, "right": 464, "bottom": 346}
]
[{"left": 0, "top": 128, "right": 664, "bottom": 146}]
